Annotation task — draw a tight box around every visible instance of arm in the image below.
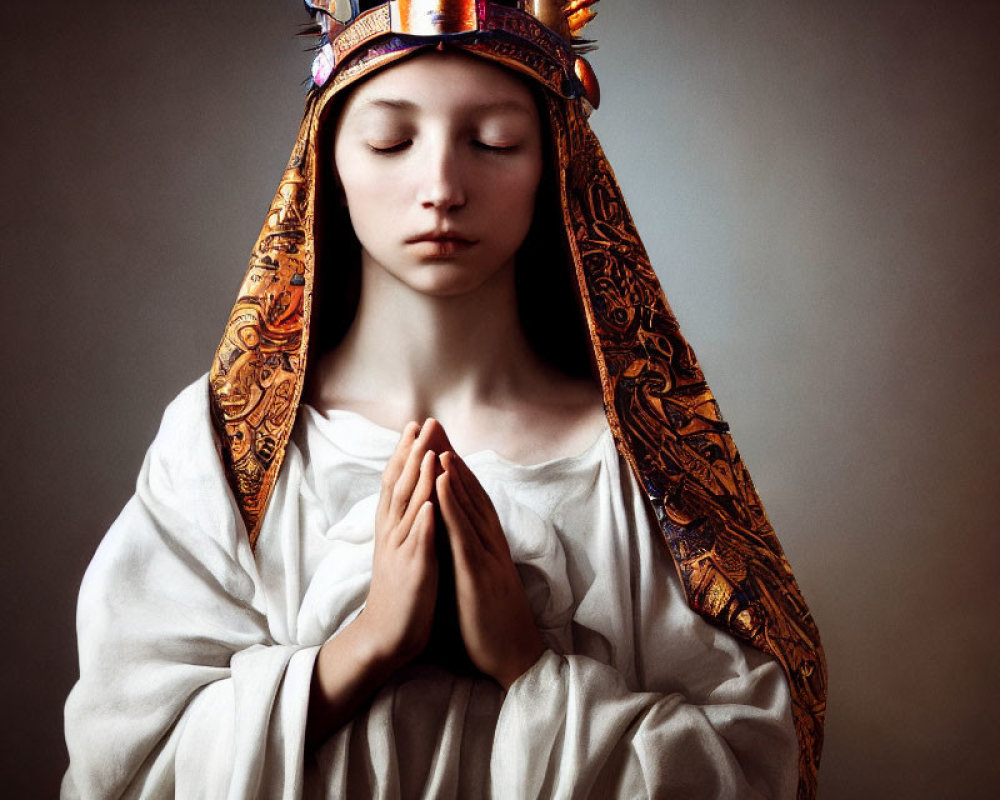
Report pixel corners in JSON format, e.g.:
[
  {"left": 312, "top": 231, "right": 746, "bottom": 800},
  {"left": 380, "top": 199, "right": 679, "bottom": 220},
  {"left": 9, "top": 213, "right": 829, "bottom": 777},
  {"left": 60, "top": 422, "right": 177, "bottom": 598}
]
[{"left": 64, "top": 397, "right": 449, "bottom": 799}]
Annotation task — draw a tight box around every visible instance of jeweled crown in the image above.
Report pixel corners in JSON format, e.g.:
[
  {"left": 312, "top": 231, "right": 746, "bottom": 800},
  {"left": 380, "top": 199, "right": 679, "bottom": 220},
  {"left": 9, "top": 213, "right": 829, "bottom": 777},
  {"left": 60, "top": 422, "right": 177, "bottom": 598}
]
[{"left": 303, "top": 0, "right": 600, "bottom": 108}]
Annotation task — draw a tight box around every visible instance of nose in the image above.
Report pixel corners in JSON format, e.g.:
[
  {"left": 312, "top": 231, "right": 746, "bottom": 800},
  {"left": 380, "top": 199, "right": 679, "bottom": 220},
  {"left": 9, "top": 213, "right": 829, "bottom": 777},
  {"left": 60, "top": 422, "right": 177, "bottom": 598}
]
[{"left": 416, "top": 140, "right": 466, "bottom": 212}]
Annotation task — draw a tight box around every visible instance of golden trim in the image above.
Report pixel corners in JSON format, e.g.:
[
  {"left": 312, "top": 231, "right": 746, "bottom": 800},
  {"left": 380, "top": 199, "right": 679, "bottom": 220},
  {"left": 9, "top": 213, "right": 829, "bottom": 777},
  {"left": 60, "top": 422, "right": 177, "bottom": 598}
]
[
  {"left": 333, "top": 5, "right": 393, "bottom": 64},
  {"left": 389, "top": 0, "right": 480, "bottom": 36}
]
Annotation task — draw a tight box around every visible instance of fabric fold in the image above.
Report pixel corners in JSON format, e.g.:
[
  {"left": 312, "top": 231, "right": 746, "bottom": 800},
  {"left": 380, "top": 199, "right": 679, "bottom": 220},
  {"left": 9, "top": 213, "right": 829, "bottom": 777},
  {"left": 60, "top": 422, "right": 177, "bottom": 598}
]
[
  {"left": 492, "top": 650, "right": 797, "bottom": 800},
  {"left": 65, "top": 379, "right": 799, "bottom": 798},
  {"left": 63, "top": 383, "right": 319, "bottom": 800}
]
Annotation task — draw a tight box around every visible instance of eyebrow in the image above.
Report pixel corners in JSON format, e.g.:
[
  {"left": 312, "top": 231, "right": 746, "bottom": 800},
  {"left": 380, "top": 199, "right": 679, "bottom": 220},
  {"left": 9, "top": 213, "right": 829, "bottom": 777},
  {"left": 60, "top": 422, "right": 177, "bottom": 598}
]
[{"left": 356, "top": 98, "right": 535, "bottom": 117}]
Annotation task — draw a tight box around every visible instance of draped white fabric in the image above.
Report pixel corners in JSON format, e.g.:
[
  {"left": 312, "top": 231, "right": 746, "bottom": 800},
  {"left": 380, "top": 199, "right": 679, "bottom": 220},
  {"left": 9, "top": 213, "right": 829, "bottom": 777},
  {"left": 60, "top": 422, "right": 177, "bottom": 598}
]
[{"left": 63, "top": 378, "right": 798, "bottom": 799}]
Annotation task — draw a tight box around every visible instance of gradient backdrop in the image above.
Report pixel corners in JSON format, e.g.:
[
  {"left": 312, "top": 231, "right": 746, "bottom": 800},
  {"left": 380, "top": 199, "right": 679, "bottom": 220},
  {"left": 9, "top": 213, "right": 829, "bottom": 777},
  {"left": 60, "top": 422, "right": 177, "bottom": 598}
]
[{"left": 2, "top": 2, "right": 997, "bottom": 797}]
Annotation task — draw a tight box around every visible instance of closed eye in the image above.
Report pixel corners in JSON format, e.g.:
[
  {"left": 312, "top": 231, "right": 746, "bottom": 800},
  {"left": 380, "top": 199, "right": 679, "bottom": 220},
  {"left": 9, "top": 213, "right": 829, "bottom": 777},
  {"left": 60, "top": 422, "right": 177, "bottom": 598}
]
[
  {"left": 473, "top": 141, "right": 519, "bottom": 153},
  {"left": 367, "top": 140, "right": 412, "bottom": 154}
]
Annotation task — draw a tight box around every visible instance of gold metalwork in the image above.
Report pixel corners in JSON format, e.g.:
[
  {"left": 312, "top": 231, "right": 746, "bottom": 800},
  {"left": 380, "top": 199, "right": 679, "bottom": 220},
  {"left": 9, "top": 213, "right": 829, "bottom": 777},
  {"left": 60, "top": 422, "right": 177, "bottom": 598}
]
[
  {"left": 390, "top": 0, "right": 479, "bottom": 35},
  {"left": 332, "top": 4, "right": 393, "bottom": 63},
  {"left": 319, "top": 1, "right": 601, "bottom": 108}
]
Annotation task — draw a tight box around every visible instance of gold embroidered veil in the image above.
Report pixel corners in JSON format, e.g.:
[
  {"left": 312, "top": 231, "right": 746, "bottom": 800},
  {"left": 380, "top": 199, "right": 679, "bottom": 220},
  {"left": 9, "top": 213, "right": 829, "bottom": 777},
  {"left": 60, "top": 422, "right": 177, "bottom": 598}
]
[{"left": 207, "top": 2, "right": 826, "bottom": 794}]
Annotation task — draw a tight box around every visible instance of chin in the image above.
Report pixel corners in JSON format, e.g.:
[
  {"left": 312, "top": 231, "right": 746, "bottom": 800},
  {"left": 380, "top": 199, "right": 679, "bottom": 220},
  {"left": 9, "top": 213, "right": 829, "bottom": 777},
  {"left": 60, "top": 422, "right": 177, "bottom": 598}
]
[
  {"left": 408, "top": 268, "right": 490, "bottom": 298},
  {"left": 398, "top": 257, "right": 513, "bottom": 298}
]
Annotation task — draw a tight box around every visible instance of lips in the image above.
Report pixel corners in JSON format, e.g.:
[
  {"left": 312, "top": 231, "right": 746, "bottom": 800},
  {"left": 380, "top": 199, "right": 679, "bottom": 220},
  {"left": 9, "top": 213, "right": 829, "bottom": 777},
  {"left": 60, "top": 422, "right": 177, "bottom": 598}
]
[
  {"left": 406, "top": 230, "right": 477, "bottom": 246},
  {"left": 406, "top": 223, "right": 475, "bottom": 239},
  {"left": 405, "top": 230, "right": 478, "bottom": 258}
]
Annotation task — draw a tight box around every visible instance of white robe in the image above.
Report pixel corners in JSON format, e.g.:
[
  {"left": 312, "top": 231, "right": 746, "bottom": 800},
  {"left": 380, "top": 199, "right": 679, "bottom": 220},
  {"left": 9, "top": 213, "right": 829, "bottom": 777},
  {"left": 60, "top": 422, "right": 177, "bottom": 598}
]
[{"left": 63, "top": 378, "right": 798, "bottom": 799}]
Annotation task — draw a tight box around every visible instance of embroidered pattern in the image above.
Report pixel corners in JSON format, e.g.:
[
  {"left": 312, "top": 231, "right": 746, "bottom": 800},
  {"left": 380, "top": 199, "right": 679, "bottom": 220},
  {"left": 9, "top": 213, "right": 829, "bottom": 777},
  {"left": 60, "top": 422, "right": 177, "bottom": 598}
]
[{"left": 551, "top": 95, "right": 827, "bottom": 799}]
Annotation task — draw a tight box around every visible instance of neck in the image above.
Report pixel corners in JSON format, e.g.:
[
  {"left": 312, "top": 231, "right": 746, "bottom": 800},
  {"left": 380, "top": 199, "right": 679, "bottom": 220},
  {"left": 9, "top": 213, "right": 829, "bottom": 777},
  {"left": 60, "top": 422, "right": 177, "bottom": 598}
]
[{"left": 316, "top": 254, "right": 541, "bottom": 423}]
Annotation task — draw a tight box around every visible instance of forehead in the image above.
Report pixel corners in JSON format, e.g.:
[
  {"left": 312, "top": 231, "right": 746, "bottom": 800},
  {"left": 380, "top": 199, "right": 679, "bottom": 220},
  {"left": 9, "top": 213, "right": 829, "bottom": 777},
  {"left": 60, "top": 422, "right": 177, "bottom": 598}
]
[{"left": 341, "top": 50, "right": 538, "bottom": 118}]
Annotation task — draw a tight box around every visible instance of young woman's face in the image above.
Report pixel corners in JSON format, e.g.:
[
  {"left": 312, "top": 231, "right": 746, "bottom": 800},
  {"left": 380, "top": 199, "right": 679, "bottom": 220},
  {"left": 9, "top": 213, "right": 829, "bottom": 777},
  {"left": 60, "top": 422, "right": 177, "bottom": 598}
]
[{"left": 333, "top": 51, "right": 544, "bottom": 297}]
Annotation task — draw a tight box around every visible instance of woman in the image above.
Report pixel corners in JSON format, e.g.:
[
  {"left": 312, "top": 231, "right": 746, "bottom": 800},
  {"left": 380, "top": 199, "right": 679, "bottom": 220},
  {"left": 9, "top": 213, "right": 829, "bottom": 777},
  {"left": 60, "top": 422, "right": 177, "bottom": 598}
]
[{"left": 63, "top": 2, "right": 825, "bottom": 798}]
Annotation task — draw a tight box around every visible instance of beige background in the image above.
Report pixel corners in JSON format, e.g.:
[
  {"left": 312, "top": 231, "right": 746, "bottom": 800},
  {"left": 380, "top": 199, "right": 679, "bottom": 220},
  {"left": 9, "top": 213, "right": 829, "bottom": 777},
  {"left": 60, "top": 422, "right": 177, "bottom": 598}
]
[{"left": 2, "top": 1, "right": 997, "bottom": 797}]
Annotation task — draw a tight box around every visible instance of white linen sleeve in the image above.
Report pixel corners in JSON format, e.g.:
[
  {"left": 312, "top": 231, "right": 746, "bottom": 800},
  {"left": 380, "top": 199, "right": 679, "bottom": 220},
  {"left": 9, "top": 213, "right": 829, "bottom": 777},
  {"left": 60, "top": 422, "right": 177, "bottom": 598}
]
[
  {"left": 488, "top": 454, "right": 799, "bottom": 800},
  {"left": 62, "top": 381, "right": 319, "bottom": 800},
  {"left": 491, "top": 646, "right": 796, "bottom": 800}
]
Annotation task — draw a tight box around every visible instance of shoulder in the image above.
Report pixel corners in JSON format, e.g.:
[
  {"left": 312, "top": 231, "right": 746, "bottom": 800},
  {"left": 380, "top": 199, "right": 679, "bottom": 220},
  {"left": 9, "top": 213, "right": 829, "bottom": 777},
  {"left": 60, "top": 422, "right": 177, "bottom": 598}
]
[
  {"left": 158, "top": 375, "right": 212, "bottom": 437},
  {"left": 129, "top": 373, "right": 245, "bottom": 552},
  {"left": 80, "top": 374, "right": 254, "bottom": 614},
  {"left": 145, "top": 375, "right": 219, "bottom": 479}
]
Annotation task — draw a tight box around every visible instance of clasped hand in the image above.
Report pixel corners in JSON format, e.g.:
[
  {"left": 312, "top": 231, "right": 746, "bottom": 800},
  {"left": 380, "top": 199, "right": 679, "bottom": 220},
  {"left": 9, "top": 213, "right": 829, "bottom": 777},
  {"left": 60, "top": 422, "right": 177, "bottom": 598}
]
[{"left": 359, "top": 418, "right": 545, "bottom": 690}]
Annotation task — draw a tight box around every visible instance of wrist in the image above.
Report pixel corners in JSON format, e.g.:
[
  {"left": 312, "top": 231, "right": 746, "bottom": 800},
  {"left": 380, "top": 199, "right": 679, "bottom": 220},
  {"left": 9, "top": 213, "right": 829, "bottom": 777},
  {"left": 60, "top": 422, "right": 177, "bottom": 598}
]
[
  {"left": 308, "top": 616, "right": 402, "bottom": 746},
  {"left": 345, "top": 611, "right": 411, "bottom": 678}
]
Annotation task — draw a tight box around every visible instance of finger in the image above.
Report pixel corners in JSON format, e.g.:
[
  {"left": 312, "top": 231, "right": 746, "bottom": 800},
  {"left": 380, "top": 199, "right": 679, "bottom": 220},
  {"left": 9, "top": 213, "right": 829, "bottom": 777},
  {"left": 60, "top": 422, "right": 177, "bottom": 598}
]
[
  {"left": 407, "top": 500, "right": 436, "bottom": 559},
  {"left": 377, "top": 422, "right": 420, "bottom": 522},
  {"left": 437, "top": 470, "right": 485, "bottom": 572},
  {"left": 388, "top": 425, "right": 437, "bottom": 521},
  {"left": 439, "top": 453, "right": 486, "bottom": 536},
  {"left": 441, "top": 452, "right": 496, "bottom": 530},
  {"left": 420, "top": 417, "right": 455, "bottom": 456},
  {"left": 397, "top": 449, "right": 437, "bottom": 542},
  {"left": 451, "top": 453, "right": 497, "bottom": 516},
  {"left": 442, "top": 452, "right": 500, "bottom": 553}
]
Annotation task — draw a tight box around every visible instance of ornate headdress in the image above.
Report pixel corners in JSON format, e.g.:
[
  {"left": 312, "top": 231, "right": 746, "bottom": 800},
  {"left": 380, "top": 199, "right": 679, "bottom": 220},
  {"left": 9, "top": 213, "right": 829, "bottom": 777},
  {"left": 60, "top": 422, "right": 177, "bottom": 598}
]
[
  {"left": 208, "top": 2, "right": 826, "bottom": 795},
  {"left": 303, "top": 1, "right": 601, "bottom": 107}
]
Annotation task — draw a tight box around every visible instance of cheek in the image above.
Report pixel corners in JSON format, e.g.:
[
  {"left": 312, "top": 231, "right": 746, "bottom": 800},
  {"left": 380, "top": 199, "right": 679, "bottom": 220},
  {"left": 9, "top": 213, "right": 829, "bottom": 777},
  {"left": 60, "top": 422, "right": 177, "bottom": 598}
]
[
  {"left": 335, "top": 138, "right": 402, "bottom": 203},
  {"left": 337, "top": 160, "right": 408, "bottom": 241},
  {"left": 338, "top": 161, "right": 381, "bottom": 207},
  {"left": 491, "top": 162, "right": 542, "bottom": 225}
]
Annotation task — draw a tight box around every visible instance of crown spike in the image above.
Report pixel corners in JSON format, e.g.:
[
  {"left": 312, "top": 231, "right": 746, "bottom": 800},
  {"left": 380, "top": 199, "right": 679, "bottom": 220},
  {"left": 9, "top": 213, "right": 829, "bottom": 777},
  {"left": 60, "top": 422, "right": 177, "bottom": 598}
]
[
  {"left": 563, "top": 1, "right": 599, "bottom": 38},
  {"left": 295, "top": 23, "right": 324, "bottom": 38},
  {"left": 567, "top": 9, "right": 596, "bottom": 35}
]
